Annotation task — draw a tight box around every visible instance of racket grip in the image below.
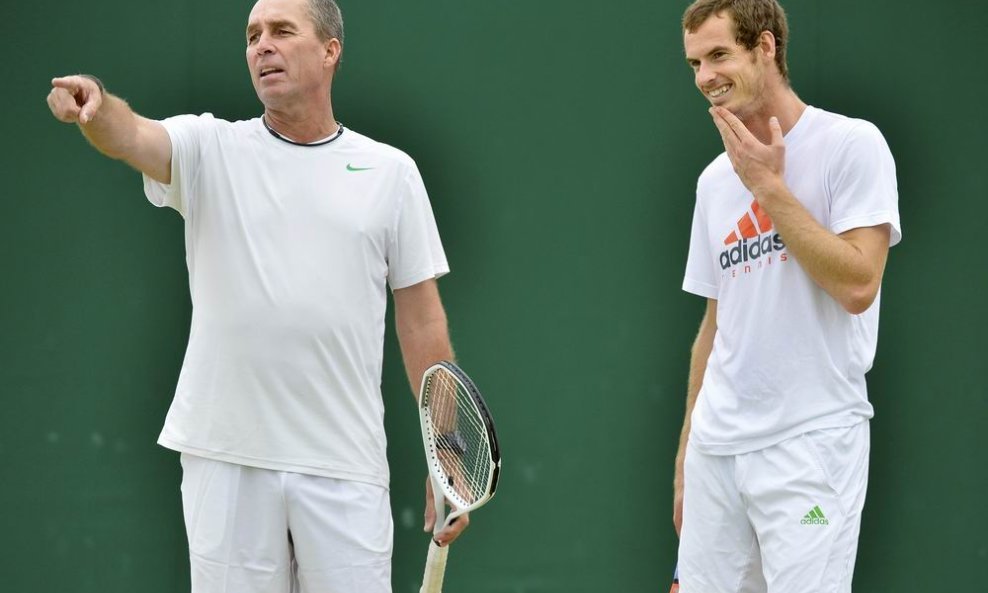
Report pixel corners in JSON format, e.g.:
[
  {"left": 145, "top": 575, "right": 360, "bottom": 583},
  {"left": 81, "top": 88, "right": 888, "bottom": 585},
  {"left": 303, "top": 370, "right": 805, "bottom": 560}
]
[{"left": 419, "top": 539, "right": 450, "bottom": 593}]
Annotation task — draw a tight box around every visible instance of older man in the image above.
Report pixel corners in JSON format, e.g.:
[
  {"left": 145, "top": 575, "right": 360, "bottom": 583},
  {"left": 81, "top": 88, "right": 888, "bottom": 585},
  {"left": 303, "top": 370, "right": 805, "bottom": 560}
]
[{"left": 47, "top": 0, "right": 463, "bottom": 591}]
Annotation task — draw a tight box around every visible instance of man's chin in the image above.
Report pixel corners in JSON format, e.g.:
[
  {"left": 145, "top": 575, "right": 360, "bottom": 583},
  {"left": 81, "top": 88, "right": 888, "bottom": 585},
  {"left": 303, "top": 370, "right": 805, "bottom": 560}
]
[
  {"left": 715, "top": 102, "right": 752, "bottom": 121},
  {"left": 707, "top": 95, "right": 735, "bottom": 111},
  {"left": 256, "top": 89, "right": 290, "bottom": 110}
]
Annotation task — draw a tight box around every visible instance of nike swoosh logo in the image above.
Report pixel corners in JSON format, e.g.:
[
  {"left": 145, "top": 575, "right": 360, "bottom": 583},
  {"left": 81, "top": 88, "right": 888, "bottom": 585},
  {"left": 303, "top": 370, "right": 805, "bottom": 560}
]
[{"left": 347, "top": 164, "right": 374, "bottom": 172}]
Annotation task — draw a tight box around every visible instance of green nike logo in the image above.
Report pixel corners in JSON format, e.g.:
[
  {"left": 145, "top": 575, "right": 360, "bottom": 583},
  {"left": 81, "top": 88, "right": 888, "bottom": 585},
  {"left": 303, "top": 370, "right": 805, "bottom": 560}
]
[{"left": 347, "top": 164, "right": 374, "bottom": 172}]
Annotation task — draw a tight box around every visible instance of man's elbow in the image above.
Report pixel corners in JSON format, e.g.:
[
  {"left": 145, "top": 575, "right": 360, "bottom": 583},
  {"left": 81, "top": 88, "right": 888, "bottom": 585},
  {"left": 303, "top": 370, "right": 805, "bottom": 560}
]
[
  {"left": 396, "top": 310, "right": 448, "bottom": 343},
  {"left": 838, "top": 283, "right": 880, "bottom": 315}
]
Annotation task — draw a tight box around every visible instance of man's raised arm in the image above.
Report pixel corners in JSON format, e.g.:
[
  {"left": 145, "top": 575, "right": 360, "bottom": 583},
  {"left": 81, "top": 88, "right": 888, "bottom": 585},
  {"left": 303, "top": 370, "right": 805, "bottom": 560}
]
[{"left": 47, "top": 75, "right": 172, "bottom": 184}]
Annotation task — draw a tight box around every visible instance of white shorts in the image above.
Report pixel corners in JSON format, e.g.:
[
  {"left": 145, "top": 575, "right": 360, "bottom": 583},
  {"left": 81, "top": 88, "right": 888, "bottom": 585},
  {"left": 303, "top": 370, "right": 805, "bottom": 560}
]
[
  {"left": 180, "top": 454, "right": 393, "bottom": 593},
  {"left": 678, "top": 422, "right": 869, "bottom": 593}
]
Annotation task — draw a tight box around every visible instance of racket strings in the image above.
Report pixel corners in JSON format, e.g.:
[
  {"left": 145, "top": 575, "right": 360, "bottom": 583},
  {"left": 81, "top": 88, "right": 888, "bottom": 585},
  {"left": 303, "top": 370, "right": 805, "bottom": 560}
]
[{"left": 425, "top": 370, "right": 492, "bottom": 506}]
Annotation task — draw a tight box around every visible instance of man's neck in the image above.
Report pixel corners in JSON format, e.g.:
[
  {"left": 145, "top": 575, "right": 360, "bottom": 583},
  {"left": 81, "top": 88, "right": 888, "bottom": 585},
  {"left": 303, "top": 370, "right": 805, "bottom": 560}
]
[
  {"left": 742, "top": 84, "right": 807, "bottom": 144},
  {"left": 264, "top": 104, "right": 339, "bottom": 144}
]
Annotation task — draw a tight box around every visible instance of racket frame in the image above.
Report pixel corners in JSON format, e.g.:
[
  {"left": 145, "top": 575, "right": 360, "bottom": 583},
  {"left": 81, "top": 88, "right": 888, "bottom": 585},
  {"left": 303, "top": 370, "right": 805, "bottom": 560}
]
[
  {"left": 417, "top": 360, "right": 501, "bottom": 593},
  {"left": 418, "top": 360, "right": 501, "bottom": 531}
]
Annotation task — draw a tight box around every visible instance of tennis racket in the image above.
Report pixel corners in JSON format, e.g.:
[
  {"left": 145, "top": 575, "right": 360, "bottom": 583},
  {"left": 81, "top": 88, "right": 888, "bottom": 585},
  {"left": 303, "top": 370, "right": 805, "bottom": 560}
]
[{"left": 418, "top": 361, "right": 501, "bottom": 593}]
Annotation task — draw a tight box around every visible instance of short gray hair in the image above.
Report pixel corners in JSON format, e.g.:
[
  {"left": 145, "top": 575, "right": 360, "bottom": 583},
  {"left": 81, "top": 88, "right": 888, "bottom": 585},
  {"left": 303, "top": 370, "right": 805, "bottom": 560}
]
[{"left": 307, "top": 0, "right": 344, "bottom": 46}]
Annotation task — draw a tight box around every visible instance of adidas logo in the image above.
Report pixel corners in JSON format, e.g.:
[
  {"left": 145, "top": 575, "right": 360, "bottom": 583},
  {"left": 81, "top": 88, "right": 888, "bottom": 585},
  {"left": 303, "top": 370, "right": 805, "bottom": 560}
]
[
  {"left": 718, "top": 199, "right": 787, "bottom": 271},
  {"left": 800, "top": 505, "right": 830, "bottom": 526},
  {"left": 724, "top": 199, "right": 774, "bottom": 244}
]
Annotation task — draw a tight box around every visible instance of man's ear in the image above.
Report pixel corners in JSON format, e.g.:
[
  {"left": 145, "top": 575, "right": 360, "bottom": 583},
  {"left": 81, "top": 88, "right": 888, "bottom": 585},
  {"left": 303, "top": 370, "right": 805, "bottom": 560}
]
[
  {"left": 757, "top": 30, "right": 776, "bottom": 62},
  {"left": 325, "top": 37, "right": 342, "bottom": 70}
]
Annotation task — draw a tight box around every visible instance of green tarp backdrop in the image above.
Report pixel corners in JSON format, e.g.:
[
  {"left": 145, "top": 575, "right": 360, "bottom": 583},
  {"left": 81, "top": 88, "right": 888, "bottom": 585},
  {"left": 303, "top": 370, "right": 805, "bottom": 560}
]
[{"left": 3, "top": 0, "right": 986, "bottom": 591}]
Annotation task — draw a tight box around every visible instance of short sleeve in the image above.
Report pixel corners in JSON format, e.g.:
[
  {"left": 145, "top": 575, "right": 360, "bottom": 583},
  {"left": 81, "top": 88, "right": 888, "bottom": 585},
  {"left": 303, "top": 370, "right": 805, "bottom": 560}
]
[
  {"left": 683, "top": 194, "right": 719, "bottom": 299},
  {"left": 142, "top": 113, "right": 214, "bottom": 218},
  {"left": 827, "top": 122, "right": 902, "bottom": 246},
  {"left": 386, "top": 164, "right": 449, "bottom": 289}
]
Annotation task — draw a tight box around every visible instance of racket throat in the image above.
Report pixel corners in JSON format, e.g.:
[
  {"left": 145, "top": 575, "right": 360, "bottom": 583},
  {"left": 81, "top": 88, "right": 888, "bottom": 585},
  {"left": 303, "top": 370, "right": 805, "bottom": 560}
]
[
  {"left": 430, "top": 478, "right": 449, "bottom": 538},
  {"left": 429, "top": 479, "right": 466, "bottom": 541}
]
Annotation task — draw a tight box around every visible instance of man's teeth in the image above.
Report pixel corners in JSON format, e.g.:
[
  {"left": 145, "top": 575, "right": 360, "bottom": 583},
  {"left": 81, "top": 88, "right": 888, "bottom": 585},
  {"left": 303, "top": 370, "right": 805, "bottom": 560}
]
[{"left": 710, "top": 85, "right": 731, "bottom": 97}]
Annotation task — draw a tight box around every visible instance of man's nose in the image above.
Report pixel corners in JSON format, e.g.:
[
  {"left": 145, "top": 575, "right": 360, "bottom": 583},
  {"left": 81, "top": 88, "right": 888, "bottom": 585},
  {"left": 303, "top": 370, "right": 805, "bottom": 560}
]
[
  {"left": 695, "top": 62, "right": 716, "bottom": 88},
  {"left": 255, "top": 32, "right": 275, "bottom": 54}
]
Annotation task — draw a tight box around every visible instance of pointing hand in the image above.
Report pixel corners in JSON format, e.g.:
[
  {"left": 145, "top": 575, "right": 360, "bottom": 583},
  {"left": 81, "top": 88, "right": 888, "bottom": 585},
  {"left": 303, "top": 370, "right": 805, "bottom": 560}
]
[{"left": 48, "top": 75, "right": 104, "bottom": 125}]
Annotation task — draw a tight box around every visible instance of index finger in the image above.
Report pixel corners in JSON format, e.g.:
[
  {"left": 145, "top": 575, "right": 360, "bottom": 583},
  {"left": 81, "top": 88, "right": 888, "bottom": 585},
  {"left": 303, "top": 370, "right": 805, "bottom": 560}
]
[
  {"left": 51, "top": 76, "right": 85, "bottom": 92},
  {"left": 436, "top": 512, "right": 469, "bottom": 545},
  {"left": 710, "top": 107, "right": 751, "bottom": 142},
  {"left": 710, "top": 108, "right": 741, "bottom": 151}
]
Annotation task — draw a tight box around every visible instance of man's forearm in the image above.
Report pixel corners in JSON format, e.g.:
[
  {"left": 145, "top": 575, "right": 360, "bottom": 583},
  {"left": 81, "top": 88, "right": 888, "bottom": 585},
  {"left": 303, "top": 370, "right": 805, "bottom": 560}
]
[
  {"left": 397, "top": 317, "right": 455, "bottom": 401},
  {"left": 49, "top": 75, "right": 172, "bottom": 183},
  {"left": 394, "top": 280, "right": 455, "bottom": 400},
  {"left": 675, "top": 346, "right": 709, "bottom": 488},
  {"left": 755, "top": 181, "right": 887, "bottom": 313},
  {"left": 675, "top": 301, "right": 716, "bottom": 491},
  {"left": 707, "top": 107, "right": 887, "bottom": 314},
  {"left": 674, "top": 390, "right": 699, "bottom": 494},
  {"left": 79, "top": 93, "right": 142, "bottom": 161}
]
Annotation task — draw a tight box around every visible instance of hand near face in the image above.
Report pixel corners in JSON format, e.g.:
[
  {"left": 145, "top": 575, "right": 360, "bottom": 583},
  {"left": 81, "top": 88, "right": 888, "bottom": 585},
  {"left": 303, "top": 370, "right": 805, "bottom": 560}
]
[{"left": 710, "top": 107, "right": 786, "bottom": 198}]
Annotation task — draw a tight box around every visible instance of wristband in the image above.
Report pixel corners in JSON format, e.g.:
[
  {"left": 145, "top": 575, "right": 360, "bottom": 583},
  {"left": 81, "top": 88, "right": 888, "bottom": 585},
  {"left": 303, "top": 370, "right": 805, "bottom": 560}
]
[{"left": 80, "top": 74, "right": 105, "bottom": 95}]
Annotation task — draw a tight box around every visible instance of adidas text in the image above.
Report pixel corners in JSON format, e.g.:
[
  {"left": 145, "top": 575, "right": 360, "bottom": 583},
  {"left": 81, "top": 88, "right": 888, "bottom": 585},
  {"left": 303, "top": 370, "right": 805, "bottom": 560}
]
[
  {"left": 802, "top": 506, "right": 829, "bottom": 525},
  {"left": 719, "top": 234, "right": 786, "bottom": 270}
]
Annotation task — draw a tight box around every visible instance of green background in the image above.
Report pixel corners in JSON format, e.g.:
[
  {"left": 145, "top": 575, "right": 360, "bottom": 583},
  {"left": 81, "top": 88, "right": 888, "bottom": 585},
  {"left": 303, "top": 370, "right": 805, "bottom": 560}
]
[{"left": 4, "top": 0, "right": 986, "bottom": 591}]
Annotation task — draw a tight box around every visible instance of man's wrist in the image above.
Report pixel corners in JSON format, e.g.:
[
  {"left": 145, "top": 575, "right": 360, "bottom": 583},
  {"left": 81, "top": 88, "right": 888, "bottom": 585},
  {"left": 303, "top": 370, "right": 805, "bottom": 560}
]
[{"left": 752, "top": 177, "right": 788, "bottom": 207}]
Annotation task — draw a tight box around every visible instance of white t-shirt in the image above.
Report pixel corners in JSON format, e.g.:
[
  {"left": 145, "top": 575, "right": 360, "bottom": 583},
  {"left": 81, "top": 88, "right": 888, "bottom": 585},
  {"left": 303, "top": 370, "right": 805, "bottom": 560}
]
[
  {"left": 683, "top": 106, "right": 901, "bottom": 455},
  {"left": 143, "top": 114, "right": 449, "bottom": 487}
]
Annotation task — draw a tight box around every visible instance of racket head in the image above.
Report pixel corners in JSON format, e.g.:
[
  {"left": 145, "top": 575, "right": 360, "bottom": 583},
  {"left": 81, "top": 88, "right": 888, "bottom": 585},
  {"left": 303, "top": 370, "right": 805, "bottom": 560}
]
[{"left": 418, "top": 361, "right": 501, "bottom": 514}]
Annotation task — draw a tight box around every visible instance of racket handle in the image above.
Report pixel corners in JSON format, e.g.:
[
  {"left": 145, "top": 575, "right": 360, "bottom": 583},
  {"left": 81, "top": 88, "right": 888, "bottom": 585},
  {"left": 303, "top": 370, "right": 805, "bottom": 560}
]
[{"left": 419, "top": 539, "right": 450, "bottom": 593}]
